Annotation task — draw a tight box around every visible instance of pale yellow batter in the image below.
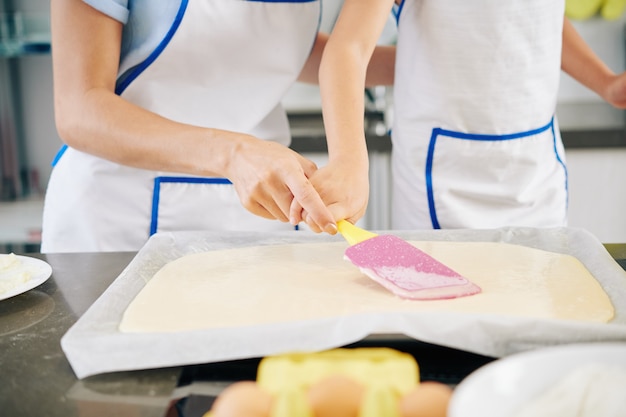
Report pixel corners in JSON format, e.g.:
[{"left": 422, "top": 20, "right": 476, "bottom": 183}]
[{"left": 119, "top": 241, "right": 614, "bottom": 333}]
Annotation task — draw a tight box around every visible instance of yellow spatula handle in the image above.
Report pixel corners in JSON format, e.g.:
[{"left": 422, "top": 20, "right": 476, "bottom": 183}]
[{"left": 337, "top": 220, "right": 378, "bottom": 246}]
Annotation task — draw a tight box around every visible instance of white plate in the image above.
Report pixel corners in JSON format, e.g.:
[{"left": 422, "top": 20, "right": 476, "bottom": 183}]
[
  {"left": 449, "top": 342, "right": 626, "bottom": 417},
  {"left": 0, "top": 254, "right": 52, "bottom": 301}
]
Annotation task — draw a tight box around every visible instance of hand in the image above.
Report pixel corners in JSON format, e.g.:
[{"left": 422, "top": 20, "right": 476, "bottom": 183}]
[
  {"left": 291, "top": 157, "right": 369, "bottom": 233},
  {"left": 604, "top": 72, "right": 626, "bottom": 109},
  {"left": 226, "top": 136, "right": 337, "bottom": 233}
]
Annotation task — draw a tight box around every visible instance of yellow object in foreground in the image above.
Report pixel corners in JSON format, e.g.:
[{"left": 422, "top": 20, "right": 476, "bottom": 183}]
[{"left": 257, "top": 348, "right": 419, "bottom": 417}]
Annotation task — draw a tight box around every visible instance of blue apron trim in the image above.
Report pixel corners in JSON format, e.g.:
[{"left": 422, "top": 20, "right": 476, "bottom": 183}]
[
  {"left": 151, "top": 176, "right": 232, "bottom": 235},
  {"left": 51, "top": 0, "right": 189, "bottom": 168},
  {"left": 551, "top": 121, "right": 569, "bottom": 208},
  {"left": 115, "top": 0, "right": 189, "bottom": 95},
  {"left": 425, "top": 117, "right": 562, "bottom": 229},
  {"left": 150, "top": 175, "right": 301, "bottom": 235},
  {"left": 395, "top": 0, "right": 405, "bottom": 24},
  {"left": 51, "top": 144, "right": 68, "bottom": 167}
]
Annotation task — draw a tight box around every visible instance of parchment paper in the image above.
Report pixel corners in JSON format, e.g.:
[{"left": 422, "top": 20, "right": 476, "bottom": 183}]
[{"left": 61, "top": 227, "right": 626, "bottom": 379}]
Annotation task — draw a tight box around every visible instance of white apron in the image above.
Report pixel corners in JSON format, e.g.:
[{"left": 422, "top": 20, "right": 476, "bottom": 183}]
[
  {"left": 42, "top": 0, "right": 321, "bottom": 253},
  {"left": 391, "top": 0, "right": 568, "bottom": 230}
]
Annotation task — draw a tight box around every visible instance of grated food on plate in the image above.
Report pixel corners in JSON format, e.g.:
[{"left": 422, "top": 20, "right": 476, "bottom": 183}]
[{"left": 0, "top": 253, "right": 32, "bottom": 295}]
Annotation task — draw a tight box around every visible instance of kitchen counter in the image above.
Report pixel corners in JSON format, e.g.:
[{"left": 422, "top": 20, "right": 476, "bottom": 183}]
[
  {"left": 0, "top": 252, "right": 181, "bottom": 417},
  {"left": 287, "top": 112, "right": 626, "bottom": 153},
  {"left": 1, "top": 246, "right": 625, "bottom": 417}
]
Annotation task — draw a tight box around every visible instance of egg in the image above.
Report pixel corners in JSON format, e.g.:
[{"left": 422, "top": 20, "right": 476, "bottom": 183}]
[
  {"left": 208, "top": 375, "right": 451, "bottom": 417},
  {"left": 399, "top": 381, "right": 453, "bottom": 417},
  {"left": 307, "top": 375, "right": 365, "bottom": 417},
  {"left": 208, "top": 381, "right": 272, "bottom": 417}
]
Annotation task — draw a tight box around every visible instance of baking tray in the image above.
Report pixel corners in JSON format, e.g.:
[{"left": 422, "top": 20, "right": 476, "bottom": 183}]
[{"left": 61, "top": 227, "right": 626, "bottom": 379}]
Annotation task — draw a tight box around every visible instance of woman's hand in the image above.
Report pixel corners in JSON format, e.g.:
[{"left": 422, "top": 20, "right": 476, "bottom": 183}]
[{"left": 226, "top": 136, "right": 338, "bottom": 234}]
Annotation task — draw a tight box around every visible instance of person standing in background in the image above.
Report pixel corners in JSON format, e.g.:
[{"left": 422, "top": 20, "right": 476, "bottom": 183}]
[
  {"left": 42, "top": 0, "right": 395, "bottom": 253},
  {"left": 317, "top": 0, "right": 626, "bottom": 230}
]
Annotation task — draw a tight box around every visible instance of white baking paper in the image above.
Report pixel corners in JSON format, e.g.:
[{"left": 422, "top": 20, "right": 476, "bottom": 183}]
[{"left": 61, "top": 227, "right": 626, "bottom": 379}]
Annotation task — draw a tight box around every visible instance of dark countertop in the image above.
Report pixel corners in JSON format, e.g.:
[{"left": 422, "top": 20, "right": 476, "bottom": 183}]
[
  {"left": 288, "top": 112, "right": 626, "bottom": 153},
  {"left": 1, "top": 246, "right": 625, "bottom": 417},
  {"left": 0, "top": 252, "right": 181, "bottom": 417}
]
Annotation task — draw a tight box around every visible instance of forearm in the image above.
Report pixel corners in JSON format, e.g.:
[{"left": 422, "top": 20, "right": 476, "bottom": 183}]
[
  {"left": 300, "top": 35, "right": 395, "bottom": 87},
  {"left": 366, "top": 44, "right": 395, "bottom": 87},
  {"left": 51, "top": 0, "right": 241, "bottom": 178},
  {"left": 297, "top": 32, "right": 327, "bottom": 84},
  {"left": 319, "top": 45, "right": 369, "bottom": 169},
  {"left": 561, "top": 17, "right": 615, "bottom": 100},
  {"left": 299, "top": 26, "right": 395, "bottom": 86},
  {"left": 54, "top": 88, "right": 237, "bottom": 177},
  {"left": 319, "top": 0, "right": 394, "bottom": 166}
]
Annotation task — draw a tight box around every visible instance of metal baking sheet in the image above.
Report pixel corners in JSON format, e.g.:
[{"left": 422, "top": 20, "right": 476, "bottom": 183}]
[{"left": 61, "top": 227, "right": 626, "bottom": 379}]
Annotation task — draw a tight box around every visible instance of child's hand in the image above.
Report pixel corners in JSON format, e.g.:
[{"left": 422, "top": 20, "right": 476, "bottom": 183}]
[{"left": 290, "top": 157, "right": 369, "bottom": 233}]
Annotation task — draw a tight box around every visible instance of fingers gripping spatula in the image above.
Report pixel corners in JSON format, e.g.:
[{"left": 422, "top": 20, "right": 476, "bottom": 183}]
[{"left": 336, "top": 220, "right": 481, "bottom": 300}]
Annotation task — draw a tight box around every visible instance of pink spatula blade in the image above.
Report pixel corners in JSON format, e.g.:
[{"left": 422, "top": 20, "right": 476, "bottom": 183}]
[{"left": 345, "top": 234, "right": 481, "bottom": 300}]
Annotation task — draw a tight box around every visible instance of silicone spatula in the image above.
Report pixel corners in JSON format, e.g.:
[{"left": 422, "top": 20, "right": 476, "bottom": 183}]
[{"left": 336, "top": 220, "right": 481, "bottom": 300}]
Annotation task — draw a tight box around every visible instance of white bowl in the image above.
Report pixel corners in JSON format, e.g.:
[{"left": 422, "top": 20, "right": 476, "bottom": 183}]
[{"left": 448, "top": 342, "right": 626, "bottom": 417}]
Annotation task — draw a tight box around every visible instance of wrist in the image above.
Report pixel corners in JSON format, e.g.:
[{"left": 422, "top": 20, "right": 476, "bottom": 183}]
[
  {"left": 328, "top": 151, "right": 369, "bottom": 173},
  {"left": 199, "top": 128, "right": 248, "bottom": 178}
]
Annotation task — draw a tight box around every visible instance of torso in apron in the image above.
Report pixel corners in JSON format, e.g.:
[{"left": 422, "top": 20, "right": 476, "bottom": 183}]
[
  {"left": 42, "top": 0, "right": 321, "bottom": 252},
  {"left": 391, "top": 0, "right": 568, "bottom": 230}
]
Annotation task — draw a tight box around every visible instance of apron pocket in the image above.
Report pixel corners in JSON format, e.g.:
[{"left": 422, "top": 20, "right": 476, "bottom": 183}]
[
  {"left": 151, "top": 176, "right": 295, "bottom": 235},
  {"left": 425, "top": 119, "right": 568, "bottom": 229}
]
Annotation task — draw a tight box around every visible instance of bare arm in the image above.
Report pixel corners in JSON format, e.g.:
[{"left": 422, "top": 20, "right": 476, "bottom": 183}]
[
  {"left": 294, "top": 0, "right": 395, "bottom": 225},
  {"left": 52, "top": 0, "right": 231, "bottom": 175},
  {"left": 319, "top": 0, "right": 394, "bottom": 161},
  {"left": 298, "top": 32, "right": 395, "bottom": 87},
  {"left": 51, "top": 0, "right": 337, "bottom": 232},
  {"left": 562, "top": 17, "right": 626, "bottom": 108}
]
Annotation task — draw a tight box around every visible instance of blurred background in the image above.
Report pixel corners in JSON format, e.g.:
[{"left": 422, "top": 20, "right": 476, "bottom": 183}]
[{"left": 1, "top": 0, "right": 626, "bottom": 252}]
